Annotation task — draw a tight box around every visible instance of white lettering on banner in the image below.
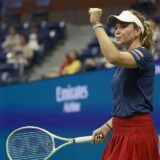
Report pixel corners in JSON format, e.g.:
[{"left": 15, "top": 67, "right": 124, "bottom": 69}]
[
  {"left": 56, "top": 85, "right": 89, "bottom": 102},
  {"left": 55, "top": 84, "right": 89, "bottom": 113},
  {"left": 63, "top": 102, "right": 81, "bottom": 113},
  {"left": 155, "top": 65, "right": 160, "bottom": 75}
]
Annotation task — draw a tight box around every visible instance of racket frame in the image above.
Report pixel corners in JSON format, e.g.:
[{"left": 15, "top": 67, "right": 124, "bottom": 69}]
[{"left": 6, "top": 126, "right": 92, "bottom": 160}]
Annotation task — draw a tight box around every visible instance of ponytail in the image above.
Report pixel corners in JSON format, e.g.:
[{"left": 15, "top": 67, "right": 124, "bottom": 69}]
[
  {"left": 130, "top": 9, "right": 154, "bottom": 52},
  {"left": 141, "top": 20, "right": 153, "bottom": 52}
]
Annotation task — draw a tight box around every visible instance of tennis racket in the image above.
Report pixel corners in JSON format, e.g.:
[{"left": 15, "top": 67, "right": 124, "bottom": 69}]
[{"left": 6, "top": 126, "right": 102, "bottom": 160}]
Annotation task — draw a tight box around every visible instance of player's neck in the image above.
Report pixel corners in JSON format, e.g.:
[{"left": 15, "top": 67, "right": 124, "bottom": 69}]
[{"left": 126, "top": 40, "right": 141, "bottom": 51}]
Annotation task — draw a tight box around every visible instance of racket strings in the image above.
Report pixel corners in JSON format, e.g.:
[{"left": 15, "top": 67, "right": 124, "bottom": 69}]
[{"left": 8, "top": 129, "right": 55, "bottom": 160}]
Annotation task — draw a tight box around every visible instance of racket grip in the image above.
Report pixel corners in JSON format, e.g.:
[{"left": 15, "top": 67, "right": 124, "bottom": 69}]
[{"left": 74, "top": 136, "right": 92, "bottom": 143}]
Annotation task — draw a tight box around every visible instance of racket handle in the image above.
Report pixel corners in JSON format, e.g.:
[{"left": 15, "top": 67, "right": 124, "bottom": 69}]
[{"left": 74, "top": 136, "right": 92, "bottom": 143}]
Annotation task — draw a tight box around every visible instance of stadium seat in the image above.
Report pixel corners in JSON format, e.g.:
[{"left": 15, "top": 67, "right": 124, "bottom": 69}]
[
  {"left": 32, "top": 0, "right": 51, "bottom": 21},
  {"left": 5, "top": 0, "right": 23, "bottom": 21}
]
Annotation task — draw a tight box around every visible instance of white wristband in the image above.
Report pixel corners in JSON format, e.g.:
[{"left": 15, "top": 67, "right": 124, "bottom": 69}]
[{"left": 92, "top": 23, "right": 103, "bottom": 30}]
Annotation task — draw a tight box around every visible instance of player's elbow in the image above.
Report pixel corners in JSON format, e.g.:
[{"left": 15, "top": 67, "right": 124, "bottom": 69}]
[
  {"left": 107, "top": 58, "right": 116, "bottom": 64},
  {"left": 107, "top": 56, "right": 120, "bottom": 65},
  {"left": 102, "top": 50, "right": 121, "bottom": 65}
]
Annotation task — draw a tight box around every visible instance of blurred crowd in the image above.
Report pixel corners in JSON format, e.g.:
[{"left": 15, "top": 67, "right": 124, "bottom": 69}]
[{"left": 0, "top": 20, "right": 66, "bottom": 85}]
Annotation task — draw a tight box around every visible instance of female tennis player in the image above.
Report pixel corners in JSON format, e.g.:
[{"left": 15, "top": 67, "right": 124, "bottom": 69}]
[{"left": 89, "top": 9, "right": 160, "bottom": 160}]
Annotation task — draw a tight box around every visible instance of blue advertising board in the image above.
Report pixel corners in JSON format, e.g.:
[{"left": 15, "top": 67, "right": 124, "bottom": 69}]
[{"left": 0, "top": 68, "right": 160, "bottom": 159}]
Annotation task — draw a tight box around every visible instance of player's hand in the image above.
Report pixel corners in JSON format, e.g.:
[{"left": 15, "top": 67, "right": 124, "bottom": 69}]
[
  {"left": 91, "top": 124, "right": 111, "bottom": 143},
  {"left": 89, "top": 8, "right": 102, "bottom": 24}
]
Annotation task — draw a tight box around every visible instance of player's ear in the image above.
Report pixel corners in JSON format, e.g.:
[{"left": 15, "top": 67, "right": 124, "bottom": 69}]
[{"left": 135, "top": 26, "right": 141, "bottom": 38}]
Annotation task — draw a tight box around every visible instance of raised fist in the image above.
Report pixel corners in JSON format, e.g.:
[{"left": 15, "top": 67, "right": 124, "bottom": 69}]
[{"left": 89, "top": 8, "right": 102, "bottom": 24}]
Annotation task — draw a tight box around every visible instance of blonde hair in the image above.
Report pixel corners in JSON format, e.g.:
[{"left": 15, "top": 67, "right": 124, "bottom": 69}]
[{"left": 129, "top": 9, "right": 154, "bottom": 52}]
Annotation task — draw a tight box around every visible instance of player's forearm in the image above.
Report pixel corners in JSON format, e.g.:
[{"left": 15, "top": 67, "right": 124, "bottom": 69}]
[
  {"left": 106, "top": 118, "right": 113, "bottom": 129},
  {"left": 99, "top": 118, "right": 112, "bottom": 132},
  {"left": 94, "top": 27, "right": 120, "bottom": 64}
]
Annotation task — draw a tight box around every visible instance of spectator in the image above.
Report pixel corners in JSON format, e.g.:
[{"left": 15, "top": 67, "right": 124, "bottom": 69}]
[
  {"left": 150, "top": 19, "right": 160, "bottom": 61},
  {"left": 81, "top": 58, "right": 97, "bottom": 72},
  {"left": 7, "top": 34, "right": 34, "bottom": 72},
  {"left": 42, "top": 53, "right": 71, "bottom": 78},
  {"left": 2, "top": 26, "right": 20, "bottom": 53},
  {"left": 61, "top": 50, "right": 82, "bottom": 75},
  {"left": 131, "top": 0, "right": 156, "bottom": 16},
  {"left": 28, "top": 25, "right": 42, "bottom": 51}
]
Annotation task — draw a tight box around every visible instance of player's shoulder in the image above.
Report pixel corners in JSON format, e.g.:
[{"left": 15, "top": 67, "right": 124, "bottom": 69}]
[{"left": 130, "top": 47, "right": 152, "bottom": 59}]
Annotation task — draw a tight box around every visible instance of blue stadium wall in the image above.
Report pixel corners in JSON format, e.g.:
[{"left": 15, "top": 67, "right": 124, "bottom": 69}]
[{"left": 0, "top": 68, "right": 160, "bottom": 159}]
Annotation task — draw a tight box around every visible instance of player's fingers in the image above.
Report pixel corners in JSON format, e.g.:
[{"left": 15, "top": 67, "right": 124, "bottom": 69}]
[
  {"left": 91, "top": 134, "right": 103, "bottom": 143},
  {"left": 95, "top": 134, "right": 103, "bottom": 143},
  {"left": 89, "top": 8, "right": 102, "bottom": 14},
  {"left": 91, "top": 131, "right": 97, "bottom": 143}
]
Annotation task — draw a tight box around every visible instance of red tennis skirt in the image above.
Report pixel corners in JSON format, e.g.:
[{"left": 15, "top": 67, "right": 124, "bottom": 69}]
[{"left": 102, "top": 114, "right": 160, "bottom": 160}]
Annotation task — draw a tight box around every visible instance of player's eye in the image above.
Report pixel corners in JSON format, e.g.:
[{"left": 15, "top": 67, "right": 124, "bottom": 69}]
[{"left": 120, "top": 23, "right": 129, "bottom": 28}]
